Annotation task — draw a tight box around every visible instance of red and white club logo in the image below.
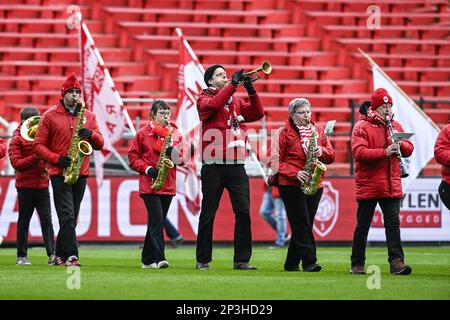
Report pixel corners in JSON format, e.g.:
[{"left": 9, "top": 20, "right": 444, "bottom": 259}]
[{"left": 313, "top": 181, "right": 339, "bottom": 238}]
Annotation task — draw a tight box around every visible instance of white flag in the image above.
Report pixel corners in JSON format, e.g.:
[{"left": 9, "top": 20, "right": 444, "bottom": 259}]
[
  {"left": 80, "top": 22, "right": 125, "bottom": 187},
  {"left": 372, "top": 61, "right": 440, "bottom": 192},
  {"left": 167, "top": 29, "right": 206, "bottom": 236}
]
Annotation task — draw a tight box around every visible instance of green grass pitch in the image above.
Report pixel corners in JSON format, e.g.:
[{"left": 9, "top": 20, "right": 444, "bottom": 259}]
[{"left": 0, "top": 245, "right": 449, "bottom": 300}]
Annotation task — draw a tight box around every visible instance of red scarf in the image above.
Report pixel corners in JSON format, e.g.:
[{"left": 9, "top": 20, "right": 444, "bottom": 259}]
[
  {"left": 151, "top": 123, "right": 170, "bottom": 152},
  {"left": 296, "top": 124, "right": 313, "bottom": 154},
  {"left": 367, "top": 109, "right": 386, "bottom": 125}
]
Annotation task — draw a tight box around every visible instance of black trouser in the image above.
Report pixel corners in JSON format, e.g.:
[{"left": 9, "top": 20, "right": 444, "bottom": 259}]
[
  {"left": 16, "top": 188, "right": 55, "bottom": 258},
  {"left": 141, "top": 194, "right": 173, "bottom": 265},
  {"left": 439, "top": 180, "right": 450, "bottom": 210},
  {"left": 279, "top": 185, "right": 323, "bottom": 268},
  {"left": 196, "top": 164, "right": 252, "bottom": 264},
  {"left": 51, "top": 176, "right": 86, "bottom": 259},
  {"left": 351, "top": 198, "right": 404, "bottom": 267}
]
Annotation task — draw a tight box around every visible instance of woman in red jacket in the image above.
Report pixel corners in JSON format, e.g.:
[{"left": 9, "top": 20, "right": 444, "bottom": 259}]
[
  {"left": 271, "top": 98, "right": 335, "bottom": 272},
  {"left": 434, "top": 122, "right": 450, "bottom": 210},
  {"left": 9, "top": 107, "right": 55, "bottom": 265},
  {"left": 350, "top": 88, "right": 414, "bottom": 276},
  {"left": 128, "top": 100, "right": 184, "bottom": 269}
]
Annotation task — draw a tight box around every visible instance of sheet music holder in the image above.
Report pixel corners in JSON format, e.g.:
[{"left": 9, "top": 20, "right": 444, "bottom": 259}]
[
  {"left": 390, "top": 132, "right": 414, "bottom": 141},
  {"left": 324, "top": 120, "right": 336, "bottom": 136}
]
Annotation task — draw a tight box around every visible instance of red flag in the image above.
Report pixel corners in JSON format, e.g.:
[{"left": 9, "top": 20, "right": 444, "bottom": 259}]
[
  {"left": 80, "top": 22, "right": 125, "bottom": 187},
  {"left": 169, "top": 29, "right": 206, "bottom": 236}
]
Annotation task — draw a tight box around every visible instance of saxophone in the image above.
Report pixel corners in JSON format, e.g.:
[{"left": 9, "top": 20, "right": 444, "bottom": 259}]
[
  {"left": 151, "top": 122, "right": 175, "bottom": 190},
  {"left": 301, "top": 125, "right": 327, "bottom": 195},
  {"left": 63, "top": 101, "right": 93, "bottom": 185}
]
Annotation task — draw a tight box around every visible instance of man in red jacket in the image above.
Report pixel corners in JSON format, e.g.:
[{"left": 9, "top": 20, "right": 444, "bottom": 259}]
[
  {"left": 34, "top": 73, "right": 104, "bottom": 267},
  {"left": 350, "top": 88, "right": 414, "bottom": 276},
  {"left": 434, "top": 122, "right": 450, "bottom": 210},
  {"left": 195, "top": 64, "right": 264, "bottom": 270},
  {"left": 128, "top": 100, "right": 184, "bottom": 269},
  {"left": 9, "top": 107, "right": 55, "bottom": 265}
]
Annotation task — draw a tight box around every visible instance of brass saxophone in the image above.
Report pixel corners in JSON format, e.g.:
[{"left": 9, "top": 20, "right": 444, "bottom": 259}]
[
  {"left": 301, "top": 125, "right": 327, "bottom": 195},
  {"left": 63, "top": 101, "right": 93, "bottom": 185},
  {"left": 151, "top": 122, "right": 175, "bottom": 190}
]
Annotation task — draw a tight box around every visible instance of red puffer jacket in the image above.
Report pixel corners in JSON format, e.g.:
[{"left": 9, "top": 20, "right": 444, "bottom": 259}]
[
  {"left": 197, "top": 84, "right": 264, "bottom": 162},
  {"left": 434, "top": 123, "right": 450, "bottom": 184},
  {"left": 352, "top": 115, "right": 414, "bottom": 200},
  {"left": 34, "top": 101, "right": 104, "bottom": 177},
  {"left": 128, "top": 122, "right": 184, "bottom": 195},
  {"left": 0, "top": 138, "right": 6, "bottom": 159},
  {"left": 271, "top": 118, "right": 335, "bottom": 187},
  {"left": 9, "top": 127, "right": 48, "bottom": 189}
]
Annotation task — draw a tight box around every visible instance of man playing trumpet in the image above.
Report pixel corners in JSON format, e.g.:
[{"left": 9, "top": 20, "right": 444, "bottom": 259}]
[
  {"left": 195, "top": 64, "right": 264, "bottom": 270},
  {"left": 34, "top": 73, "right": 104, "bottom": 266}
]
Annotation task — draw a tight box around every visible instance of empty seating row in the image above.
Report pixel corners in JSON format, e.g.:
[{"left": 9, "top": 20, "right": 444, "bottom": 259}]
[
  {"left": 0, "top": 32, "right": 117, "bottom": 47},
  {"left": 292, "top": 0, "right": 448, "bottom": 14},
  {"left": 117, "top": 21, "right": 304, "bottom": 38},
  {"left": 0, "top": 74, "right": 161, "bottom": 91},
  {"left": 0, "top": 60, "right": 147, "bottom": 77},
  {"left": 131, "top": 34, "right": 320, "bottom": 52},
  {"left": 322, "top": 24, "right": 450, "bottom": 40},
  {"left": 103, "top": 6, "right": 291, "bottom": 25}
]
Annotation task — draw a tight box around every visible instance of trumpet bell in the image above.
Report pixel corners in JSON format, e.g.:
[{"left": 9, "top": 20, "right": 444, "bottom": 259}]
[
  {"left": 260, "top": 60, "right": 272, "bottom": 75},
  {"left": 20, "top": 116, "right": 41, "bottom": 142},
  {"left": 241, "top": 60, "right": 272, "bottom": 84}
]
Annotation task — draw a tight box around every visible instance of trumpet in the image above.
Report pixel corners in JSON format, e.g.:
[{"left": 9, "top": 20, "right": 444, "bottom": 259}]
[
  {"left": 228, "top": 60, "right": 272, "bottom": 85},
  {"left": 20, "top": 115, "right": 41, "bottom": 141}
]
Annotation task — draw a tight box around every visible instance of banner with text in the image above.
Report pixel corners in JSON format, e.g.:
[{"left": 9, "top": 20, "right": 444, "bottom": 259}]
[{"left": 0, "top": 177, "right": 448, "bottom": 242}]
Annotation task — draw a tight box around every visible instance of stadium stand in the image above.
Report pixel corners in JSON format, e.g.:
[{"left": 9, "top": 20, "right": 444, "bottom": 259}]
[{"left": 0, "top": 0, "right": 448, "bottom": 176}]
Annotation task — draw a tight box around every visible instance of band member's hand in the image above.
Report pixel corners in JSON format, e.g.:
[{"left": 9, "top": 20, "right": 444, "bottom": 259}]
[
  {"left": 296, "top": 170, "right": 310, "bottom": 184},
  {"left": 147, "top": 167, "right": 159, "bottom": 179},
  {"left": 313, "top": 146, "right": 323, "bottom": 157},
  {"left": 231, "top": 69, "right": 244, "bottom": 87},
  {"left": 78, "top": 128, "right": 92, "bottom": 138},
  {"left": 243, "top": 76, "right": 256, "bottom": 95},
  {"left": 386, "top": 142, "right": 400, "bottom": 156},
  {"left": 57, "top": 156, "right": 71, "bottom": 168}
]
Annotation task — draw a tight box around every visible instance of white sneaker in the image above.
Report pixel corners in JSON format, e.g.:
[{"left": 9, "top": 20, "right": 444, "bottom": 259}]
[
  {"left": 142, "top": 263, "right": 158, "bottom": 269},
  {"left": 157, "top": 260, "right": 169, "bottom": 269},
  {"left": 16, "top": 257, "right": 32, "bottom": 265}
]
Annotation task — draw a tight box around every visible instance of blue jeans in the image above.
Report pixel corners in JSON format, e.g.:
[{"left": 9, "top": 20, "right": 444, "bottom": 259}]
[{"left": 259, "top": 189, "right": 287, "bottom": 246}]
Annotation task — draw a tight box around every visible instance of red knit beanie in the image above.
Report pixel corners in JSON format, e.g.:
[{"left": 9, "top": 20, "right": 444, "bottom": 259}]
[
  {"left": 61, "top": 73, "right": 81, "bottom": 97},
  {"left": 370, "top": 88, "right": 392, "bottom": 110}
]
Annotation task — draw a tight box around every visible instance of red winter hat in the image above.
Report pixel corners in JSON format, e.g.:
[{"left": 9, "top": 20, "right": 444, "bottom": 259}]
[
  {"left": 61, "top": 73, "right": 81, "bottom": 97},
  {"left": 370, "top": 88, "right": 392, "bottom": 110}
]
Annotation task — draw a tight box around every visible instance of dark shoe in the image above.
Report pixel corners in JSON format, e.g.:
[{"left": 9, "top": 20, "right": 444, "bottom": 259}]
[
  {"left": 350, "top": 265, "right": 366, "bottom": 274},
  {"left": 284, "top": 266, "right": 300, "bottom": 272},
  {"left": 390, "top": 258, "right": 412, "bottom": 275},
  {"left": 303, "top": 264, "right": 321, "bottom": 272},
  {"left": 233, "top": 262, "right": 258, "bottom": 270},
  {"left": 196, "top": 262, "right": 210, "bottom": 270},
  {"left": 169, "top": 236, "right": 184, "bottom": 248}
]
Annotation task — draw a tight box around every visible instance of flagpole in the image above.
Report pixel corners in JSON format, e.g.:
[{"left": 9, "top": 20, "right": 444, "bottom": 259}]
[
  {"left": 81, "top": 23, "right": 137, "bottom": 135},
  {"left": 175, "top": 28, "right": 205, "bottom": 74},
  {"left": 357, "top": 48, "right": 440, "bottom": 131}
]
